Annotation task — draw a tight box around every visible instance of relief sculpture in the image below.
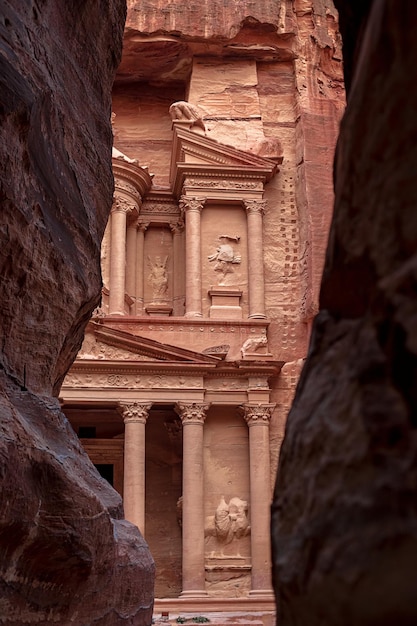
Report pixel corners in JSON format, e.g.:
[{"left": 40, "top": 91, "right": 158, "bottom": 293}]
[
  {"left": 208, "top": 235, "right": 241, "bottom": 286},
  {"left": 147, "top": 255, "right": 169, "bottom": 301},
  {"left": 205, "top": 496, "right": 250, "bottom": 554}
]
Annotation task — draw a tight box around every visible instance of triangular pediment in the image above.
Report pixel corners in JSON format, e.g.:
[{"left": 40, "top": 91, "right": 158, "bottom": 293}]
[
  {"left": 170, "top": 125, "right": 280, "bottom": 196},
  {"left": 77, "top": 322, "right": 221, "bottom": 364}
]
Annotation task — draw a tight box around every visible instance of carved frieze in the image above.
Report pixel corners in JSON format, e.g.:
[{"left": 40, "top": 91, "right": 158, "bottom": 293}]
[
  {"left": 63, "top": 372, "right": 202, "bottom": 389},
  {"left": 186, "top": 178, "right": 263, "bottom": 191}
]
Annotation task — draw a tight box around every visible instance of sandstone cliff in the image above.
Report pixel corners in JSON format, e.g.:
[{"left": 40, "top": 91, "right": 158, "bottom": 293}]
[
  {"left": 272, "top": 1, "right": 417, "bottom": 623},
  {"left": 0, "top": 1, "right": 154, "bottom": 623}
]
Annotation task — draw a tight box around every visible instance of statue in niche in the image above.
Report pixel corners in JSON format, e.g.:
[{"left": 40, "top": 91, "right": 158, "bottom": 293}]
[
  {"left": 147, "top": 255, "right": 169, "bottom": 301},
  {"left": 169, "top": 100, "right": 206, "bottom": 132},
  {"left": 208, "top": 235, "right": 241, "bottom": 285},
  {"left": 205, "top": 496, "right": 250, "bottom": 548}
]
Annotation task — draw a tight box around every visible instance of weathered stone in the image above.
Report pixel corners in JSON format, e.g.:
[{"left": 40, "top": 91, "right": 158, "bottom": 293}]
[
  {"left": 0, "top": 1, "right": 154, "bottom": 623},
  {"left": 272, "top": 1, "right": 417, "bottom": 624}
]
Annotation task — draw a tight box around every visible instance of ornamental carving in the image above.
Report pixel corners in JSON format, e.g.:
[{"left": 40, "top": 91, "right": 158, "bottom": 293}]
[
  {"left": 175, "top": 402, "right": 209, "bottom": 424},
  {"left": 112, "top": 195, "right": 137, "bottom": 214},
  {"left": 241, "top": 404, "right": 274, "bottom": 426},
  {"left": 114, "top": 180, "right": 138, "bottom": 197},
  {"left": 240, "top": 335, "right": 268, "bottom": 358},
  {"left": 186, "top": 178, "right": 262, "bottom": 191},
  {"left": 244, "top": 199, "right": 267, "bottom": 215},
  {"left": 147, "top": 255, "right": 169, "bottom": 301},
  {"left": 205, "top": 496, "right": 250, "bottom": 545},
  {"left": 62, "top": 373, "right": 202, "bottom": 389},
  {"left": 179, "top": 196, "right": 205, "bottom": 215},
  {"left": 141, "top": 202, "right": 179, "bottom": 214},
  {"left": 169, "top": 100, "right": 206, "bottom": 131},
  {"left": 120, "top": 402, "right": 152, "bottom": 424},
  {"left": 208, "top": 235, "right": 241, "bottom": 286}
]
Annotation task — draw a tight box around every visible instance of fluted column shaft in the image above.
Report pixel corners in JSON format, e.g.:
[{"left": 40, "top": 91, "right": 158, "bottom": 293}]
[
  {"left": 175, "top": 402, "right": 209, "bottom": 597},
  {"left": 180, "top": 197, "right": 205, "bottom": 318},
  {"left": 109, "top": 197, "right": 134, "bottom": 315},
  {"left": 245, "top": 200, "right": 267, "bottom": 319},
  {"left": 243, "top": 403, "right": 275, "bottom": 595},
  {"left": 121, "top": 402, "right": 152, "bottom": 535}
]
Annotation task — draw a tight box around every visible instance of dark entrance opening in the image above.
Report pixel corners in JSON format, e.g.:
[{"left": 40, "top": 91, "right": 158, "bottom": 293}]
[{"left": 95, "top": 463, "right": 114, "bottom": 487}]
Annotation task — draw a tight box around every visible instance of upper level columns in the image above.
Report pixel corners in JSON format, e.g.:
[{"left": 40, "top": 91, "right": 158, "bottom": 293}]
[
  {"left": 242, "top": 403, "right": 275, "bottom": 596},
  {"left": 179, "top": 197, "right": 205, "bottom": 318},
  {"left": 109, "top": 197, "right": 136, "bottom": 315},
  {"left": 175, "top": 401, "right": 209, "bottom": 597},
  {"left": 120, "top": 401, "right": 152, "bottom": 535},
  {"left": 244, "top": 200, "right": 267, "bottom": 319}
]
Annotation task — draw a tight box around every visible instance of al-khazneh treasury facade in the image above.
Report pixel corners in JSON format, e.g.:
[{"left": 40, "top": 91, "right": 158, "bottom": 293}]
[{"left": 60, "top": 0, "right": 344, "bottom": 612}]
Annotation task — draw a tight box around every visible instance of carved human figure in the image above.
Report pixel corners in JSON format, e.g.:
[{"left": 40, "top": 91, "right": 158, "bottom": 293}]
[
  {"left": 208, "top": 235, "right": 241, "bottom": 285},
  {"left": 147, "top": 255, "right": 168, "bottom": 300},
  {"left": 169, "top": 100, "right": 206, "bottom": 131}
]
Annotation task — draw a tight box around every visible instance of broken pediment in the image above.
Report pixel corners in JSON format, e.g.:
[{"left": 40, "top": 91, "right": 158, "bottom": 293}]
[
  {"left": 77, "top": 322, "right": 222, "bottom": 363},
  {"left": 170, "top": 124, "right": 281, "bottom": 198}
]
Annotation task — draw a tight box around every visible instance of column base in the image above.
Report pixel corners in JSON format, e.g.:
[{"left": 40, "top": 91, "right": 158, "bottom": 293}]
[
  {"left": 248, "top": 313, "right": 267, "bottom": 320},
  {"left": 180, "top": 590, "right": 209, "bottom": 599},
  {"left": 184, "top": 311, "right": 203, "bottom": 318}
]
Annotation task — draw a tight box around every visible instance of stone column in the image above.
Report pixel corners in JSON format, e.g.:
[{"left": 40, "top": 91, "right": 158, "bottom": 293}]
[
  {"left": 101, "top": 219, "right": 111, "bottom": 291},
  {"left": 242, "top": 403, "right": 275, "bottom": 596},
  {"left": 135, "top": 221, "right": 148, "bottom": 315},
  {"left": 175, "top": 402, "right": 209, "bottom": 597},
  {"left": 179, "top": 197, "right": 205, "bottom": 318},
  {"left": 244, "top": 200, "right": 267, "bottom": 319},
  {"left": 125, "top": 217, "right": 138, "bottom": 305},
  {"left": 109, "top": 196, "right": 135, "bottom": 316},
  {"left": 120, "top": 402, "right": 152, "bottom": 535},
  {"left": 170, "top": 220, "right": 185, "bottom": 316}
]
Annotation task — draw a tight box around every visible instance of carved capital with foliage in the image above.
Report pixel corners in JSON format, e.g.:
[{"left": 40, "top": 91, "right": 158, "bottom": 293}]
[
  {"left": 179, "top": 196, "right": 205, "bottom": 215},
  {"left": 120, "top": 402, "right": 152, "bottom": 424},
  {"left": 241, "top": 403, "right": 275, "bottom": 427},
  {"left": 244, "top": 199, "right": 267, "bottom": 216},
  {"left": 175, "top": 402, "right": 209, "bottom": 425}
]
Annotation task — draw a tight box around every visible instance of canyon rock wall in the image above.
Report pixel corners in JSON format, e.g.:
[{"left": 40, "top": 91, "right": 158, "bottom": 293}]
[
  {"left": 272, "top": 1, "right": 417, "bottom": 624},
  {"left": 0, "top": 1, "right": 154, "bottom": 624}
]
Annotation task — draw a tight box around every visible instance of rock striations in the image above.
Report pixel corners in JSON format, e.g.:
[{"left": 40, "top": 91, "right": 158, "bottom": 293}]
[
  {"left": 272, "top": 1, "right": 417, "bottom": 624},
  {"left": 0, "top": 1, "right": 154, "bottom": 624}
]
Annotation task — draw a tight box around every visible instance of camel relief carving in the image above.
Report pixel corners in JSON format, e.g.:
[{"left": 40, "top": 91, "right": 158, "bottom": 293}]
[{"left": 205, "top": 496, "right": 250, "bottom": 555}]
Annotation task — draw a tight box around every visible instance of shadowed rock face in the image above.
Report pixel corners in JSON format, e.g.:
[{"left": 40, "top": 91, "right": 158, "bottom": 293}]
[
  {"left": 272, "top": 1, "right": 417, "bottom": 624},
  {"left": 0, "top": 1, "right": 154, "bottom": 624}
]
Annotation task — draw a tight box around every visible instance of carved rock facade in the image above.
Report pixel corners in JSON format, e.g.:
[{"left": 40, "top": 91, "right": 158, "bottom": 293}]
[{"left": 61, "top": 0, "right": 344, "bottom": 619}]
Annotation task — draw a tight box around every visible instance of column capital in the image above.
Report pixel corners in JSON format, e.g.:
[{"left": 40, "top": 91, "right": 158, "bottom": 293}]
[
  {"left": 244, "top": 199, "right": 267, "bottom": 215},
  {"left": 119, "top": 402, "right": 152, "bottom": 424},
  {"left": 111, "top": 194, "right": 138, "bottom": 215},
  {"left": 175, "top": 402, "right": 209, "bottom": 424},
  {"left": 241, "top": 403, "right": 275, "bottom": 426},
  {"left": 179, "top": 196, "right": 205, "bottom": 215},
  {"left": 137, "top": 220, "right": 150, "bottom": 233},
  {"left": 170, "top": 219, "right": 185, "bottom": 235}
]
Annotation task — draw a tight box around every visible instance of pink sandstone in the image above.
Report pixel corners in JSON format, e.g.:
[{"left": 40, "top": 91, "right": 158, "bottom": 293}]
[
  {"left": 0, "top": 1, "right": 154, "bottom": 624},
  {"left": 272, "top": 1, "right": 417, "bottom": 623}
]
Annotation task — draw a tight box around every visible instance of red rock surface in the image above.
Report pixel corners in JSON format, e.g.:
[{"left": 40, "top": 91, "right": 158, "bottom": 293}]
[
  {"left": 272, "top": 1, "right": 417, "bottom": 623},
  {"left": 0, "top": 1, "right": 154, "bottom": 623}
]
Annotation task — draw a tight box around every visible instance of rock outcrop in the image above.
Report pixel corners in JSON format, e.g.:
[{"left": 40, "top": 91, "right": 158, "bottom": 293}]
[
  {"left": 272, "top": 1, "right": 417, "bottom": 624},
  {"left": 0, "top": 1, "right": 154, "bottom": 624}
]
